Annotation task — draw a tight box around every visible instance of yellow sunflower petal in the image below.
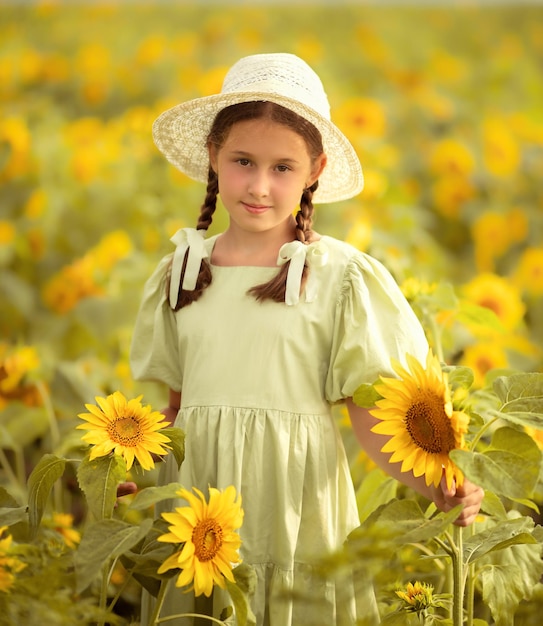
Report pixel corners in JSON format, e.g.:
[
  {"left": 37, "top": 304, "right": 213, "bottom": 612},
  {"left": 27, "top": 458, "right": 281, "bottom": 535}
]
[
  {"left": 174, "top": 563, "right": 196, "bottom": 589},
  {"left": 175, "top": 506, "right": 199, "bottom": 528},
  {"left": 157, "top": 551, "right": 183, "bottom": 574},
  {"left": 193, "top": 559, "right": 213, "bottom": 597}
]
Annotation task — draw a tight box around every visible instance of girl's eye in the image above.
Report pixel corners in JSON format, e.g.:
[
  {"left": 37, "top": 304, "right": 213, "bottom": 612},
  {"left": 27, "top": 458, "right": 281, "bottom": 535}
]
[
  {"left": 276, "top": 164, "right": 291, "bottom": 173},
  {"left": 238, "top": 158, "right": 251, "bottom": 166}
]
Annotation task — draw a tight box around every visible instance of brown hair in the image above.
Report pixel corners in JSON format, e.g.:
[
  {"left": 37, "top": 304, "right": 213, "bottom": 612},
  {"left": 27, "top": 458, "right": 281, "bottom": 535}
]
[{"left": 169, "top": 101, "right": 324, "bottom": 310}]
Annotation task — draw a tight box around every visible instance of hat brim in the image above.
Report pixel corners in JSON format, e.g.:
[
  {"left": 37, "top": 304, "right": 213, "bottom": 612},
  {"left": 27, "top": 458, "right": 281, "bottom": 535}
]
[{"left": 152, "top": 91, "right": 363, "bottom": 204}]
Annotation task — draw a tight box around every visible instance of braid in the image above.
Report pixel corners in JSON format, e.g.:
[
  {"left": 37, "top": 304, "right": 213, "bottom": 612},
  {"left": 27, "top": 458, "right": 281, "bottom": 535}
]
[
  {"left": 197, "top": 169, "right": 219, "bottom": 230},
  {"left": 167, "top": 169, "right": 217, "bottom": 310},
  {"left": 295, "top": 181, "right": 317, "bottom": 243}
]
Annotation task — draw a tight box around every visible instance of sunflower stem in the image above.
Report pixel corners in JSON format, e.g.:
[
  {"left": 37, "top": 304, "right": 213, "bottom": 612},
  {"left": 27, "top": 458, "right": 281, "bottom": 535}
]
[
  {"left": 37, "top": 380, "right": 63, "bottom": 511},
  {"left": 464, "top": 524, "right": 475, "bottom": 626},
  {"left": 98, "top": 561, "right": 110, "bottom": 626},
  {"left": 107, "top": 562, "right": 136, "bottom": 613},
  {"left": 469, "top": 415, "right": 498, "bottom": 450},
  {"left": 410, "top": 542, "right": 446, "bottom": 570},
  {"left": 451, "top": 525, "right": 465, "bottom": 626},
  {"left": 104, "top": 556, "right": 123, "bottom": 613},
  {"left": 149, "top": 577, "right": 171, "bottom": 626},
  {"left": 465, "top": 561, "right": 476, "bottom": 626},
  {"left": 433, "top": 535, "right": 454, "bottom": 557}
]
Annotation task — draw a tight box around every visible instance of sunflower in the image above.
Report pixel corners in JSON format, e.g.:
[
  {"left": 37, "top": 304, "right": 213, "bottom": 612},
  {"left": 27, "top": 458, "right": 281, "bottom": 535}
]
[
  {"left": 461, "top": 272, "right": 525, "bottom": 332},
  {"left": 77, "top": 391, "right": 171, "bottom": 471},
  {"left": 0, "top": 526, "right": 26, "bottom": 593},
  {"left": 158, "top": 486, "right": 243, "bottom": 598},
  {"left": 396, "top": 581, "right": 435, "bottom": 612},
  {"left": 370, "top": 350, "right": 469, "bottom": 489},
  {"left": 459, "top": 341, "right": 509, "bottom": 388}
]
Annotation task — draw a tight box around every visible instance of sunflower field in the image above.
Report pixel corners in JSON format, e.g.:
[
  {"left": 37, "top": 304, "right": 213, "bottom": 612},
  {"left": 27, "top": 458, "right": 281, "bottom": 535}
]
[{"left": 1, "top": 1, "right": 543, "bottom": 625}]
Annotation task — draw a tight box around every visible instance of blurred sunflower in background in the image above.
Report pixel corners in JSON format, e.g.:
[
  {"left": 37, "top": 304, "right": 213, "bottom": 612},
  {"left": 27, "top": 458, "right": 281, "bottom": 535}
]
[{"left": 0, "top": 527, "right": 26, "bottom": 593}]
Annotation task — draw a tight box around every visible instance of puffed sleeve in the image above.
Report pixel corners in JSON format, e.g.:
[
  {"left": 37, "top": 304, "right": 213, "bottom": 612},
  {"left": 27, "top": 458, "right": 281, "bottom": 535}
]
[
  {"left": 129, "top": 254, "right": 183, "bottom": 392},
  {"left": 325, "top": 252, "right": 429, "bottom": 402}
]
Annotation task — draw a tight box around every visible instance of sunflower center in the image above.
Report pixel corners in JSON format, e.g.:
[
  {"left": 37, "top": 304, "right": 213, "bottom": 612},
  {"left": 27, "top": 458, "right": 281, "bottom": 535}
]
[
  {"left": 479, "top": 297, "right": 501, "bottom": 317},
  {"left": 405, "top": 391, "right": 456, "bottom": 454},
  {"left": 192, "top": 518, "right": 223, "bottom": 562},
  {"left": 107, "top": 416, "right": 142, "bottom": 446}
]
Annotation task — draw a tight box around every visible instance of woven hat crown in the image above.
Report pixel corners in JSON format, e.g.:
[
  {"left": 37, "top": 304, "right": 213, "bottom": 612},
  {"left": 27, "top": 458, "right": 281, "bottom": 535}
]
[{"left": 220, "top": 53, "right": 331, "bottom": 121}]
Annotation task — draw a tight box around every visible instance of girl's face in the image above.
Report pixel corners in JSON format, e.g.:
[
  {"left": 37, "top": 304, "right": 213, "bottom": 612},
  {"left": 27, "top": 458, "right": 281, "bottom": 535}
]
[{"left": 209, "top": 117, "right": 326, "bottom": 237}]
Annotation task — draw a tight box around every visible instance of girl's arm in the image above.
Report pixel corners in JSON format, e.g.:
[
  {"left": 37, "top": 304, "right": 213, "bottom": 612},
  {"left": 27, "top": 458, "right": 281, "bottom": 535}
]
[
  {"left": 162, "top": 389, "right": 181, "bottom": 426},
  {"left": 345, "top": 398, "right": 484, "bottom": 527}
]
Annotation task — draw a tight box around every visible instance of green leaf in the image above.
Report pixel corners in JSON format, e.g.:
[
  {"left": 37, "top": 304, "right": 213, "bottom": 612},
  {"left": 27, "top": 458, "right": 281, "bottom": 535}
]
[
  {"left": 443, "top": 364, "right": 474, "bottom": 391},
  {"left": 463, "top": 517, "right": 539, "bottom": 564},
  {"left": 161, "top": 426, "right": 185, "bottom": 469},
  {"left": 480, "top": 491, "right": 508, "bottom": 520},
  {"left": 75, "top": 517, "right": 153, "bottom": 593},
  {"left": 121, "top": 518, "right": 176, "bottom": 596},
  {"left": 492, "top": 373, "right": 543, "bottom": 425},
  {"left": 466, "top": 411, "right": 485, "bottom": 435},
  {"left": 489, "top": 426, "right": 541, "bottom": 464},
  {"left": 488, "top": 408, "right": 543, "bottom": 430},
  {"left": 451, "top": 427, "right": 541, "bottom": 501},
  {"left": 362, "top": 498, "right": 426, "bottom": 530},
  {"left": 509, "top": 498, "right": 540, "bottom": 513},
  {"left": 77, "top": 454, "right": 126, "bottom": 521},
  {"left": 476, "top": 516, "right": 543, "bottom": 626},
  {"left": 360, "top": 498, "right": 462, "bottom": 544},
  {"left": 27, "top": 453, "right": 66, "bottom": 537},
  {"left": 352, "top": 382, "right": 382, "bottom": 408},
  {"left": 456, "top": 300, "right": 504, "bottom": 332},
  {"left": 0, "top": 506, "right": 28, "bottom": 527},
  {"left": 380, "top": 609, "right": 421, "bottom": 625},
  {"left": 356, "top": 468, "right": 397, "bottom": 523},
  {"left": 128, "top": 482, "right": 184, "bottom": 511},
  {"left": 225, "top": 563, "right": 257, "bottom": 626},
  {"left": 451, "top": 447, "right": 536, "bottom": 502},
  {"left": 123, "top": 540, "right": 174, "bottom": 579},
  {"left": 401, "top": 506, "right": 464, "bottom": 545}
]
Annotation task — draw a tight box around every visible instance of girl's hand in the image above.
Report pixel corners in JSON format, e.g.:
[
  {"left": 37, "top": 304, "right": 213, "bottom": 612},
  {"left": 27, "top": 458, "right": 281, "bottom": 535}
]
[
  {"left": 116, "top": 481, "right": 138, "bottom": 499},
  {"left": 431, "top": 474, "right": 484, "bottom": 527}
]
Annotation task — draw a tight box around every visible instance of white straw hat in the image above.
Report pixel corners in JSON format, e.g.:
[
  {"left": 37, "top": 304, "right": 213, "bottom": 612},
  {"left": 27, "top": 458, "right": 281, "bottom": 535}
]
[{"left": 152, "top": 53, "right": 363, "bottom": 204}]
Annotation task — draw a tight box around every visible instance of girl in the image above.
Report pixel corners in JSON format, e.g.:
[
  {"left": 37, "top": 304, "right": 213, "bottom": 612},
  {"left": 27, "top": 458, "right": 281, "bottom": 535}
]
[{"left": 130, "top": 53, "right": 483, "bottom": 626}]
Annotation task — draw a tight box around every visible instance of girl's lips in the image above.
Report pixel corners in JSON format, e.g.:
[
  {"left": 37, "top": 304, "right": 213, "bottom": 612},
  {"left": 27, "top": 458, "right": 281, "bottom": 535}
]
[{"left": 243, "top": 202, "right": 270, "bottom": 214}]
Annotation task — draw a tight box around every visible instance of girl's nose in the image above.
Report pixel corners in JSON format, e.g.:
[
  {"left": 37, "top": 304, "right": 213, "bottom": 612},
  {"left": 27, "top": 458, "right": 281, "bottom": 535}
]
[{"left": 248, "top": 169, "right": 270, "bottom": 197}]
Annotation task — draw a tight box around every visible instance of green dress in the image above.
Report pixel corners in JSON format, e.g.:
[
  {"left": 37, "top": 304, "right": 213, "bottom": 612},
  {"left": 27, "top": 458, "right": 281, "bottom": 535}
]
[{"left": 130, "top": 232, "right": 428, "bottom": 626}]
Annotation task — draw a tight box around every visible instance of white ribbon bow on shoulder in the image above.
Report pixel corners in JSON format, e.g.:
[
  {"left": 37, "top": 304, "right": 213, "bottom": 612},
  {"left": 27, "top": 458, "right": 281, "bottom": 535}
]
[
  {"left": 169, "top": 228, "right": 208, "bottom": 307},
  {"left": 277, "top": 240, "right": 329, "bottom": 306}
]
